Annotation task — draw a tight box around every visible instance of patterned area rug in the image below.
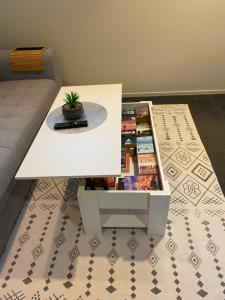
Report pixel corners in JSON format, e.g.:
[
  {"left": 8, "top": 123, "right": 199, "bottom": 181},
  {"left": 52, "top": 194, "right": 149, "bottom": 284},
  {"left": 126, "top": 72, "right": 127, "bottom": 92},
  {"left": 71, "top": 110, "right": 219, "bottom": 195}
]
[{"left": 0, "top": 104, "right": 224, "bottom": 300}]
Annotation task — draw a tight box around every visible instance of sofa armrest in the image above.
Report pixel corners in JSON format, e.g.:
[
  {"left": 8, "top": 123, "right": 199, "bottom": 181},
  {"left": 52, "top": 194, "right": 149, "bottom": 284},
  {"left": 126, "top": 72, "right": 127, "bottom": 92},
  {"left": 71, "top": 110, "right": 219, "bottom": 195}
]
[{"left": 0, "top": 48, "right": 62, "bottom": 87}]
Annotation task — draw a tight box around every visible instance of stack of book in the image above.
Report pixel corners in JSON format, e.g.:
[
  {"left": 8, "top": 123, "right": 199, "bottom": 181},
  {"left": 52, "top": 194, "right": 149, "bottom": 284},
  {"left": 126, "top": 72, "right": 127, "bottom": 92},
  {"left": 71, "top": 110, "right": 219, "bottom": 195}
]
[
  {"left": 85, "top": 104, "right": 161, "bottom": 192},
  {"left": 120, "top": 109, "right": 136, "bottom": 175},
  {"left": 121, "top": 110, "right": 136, "bottom": 149},
  {"left": 118, "top": 104, "right": 161, "bottom": 191}
]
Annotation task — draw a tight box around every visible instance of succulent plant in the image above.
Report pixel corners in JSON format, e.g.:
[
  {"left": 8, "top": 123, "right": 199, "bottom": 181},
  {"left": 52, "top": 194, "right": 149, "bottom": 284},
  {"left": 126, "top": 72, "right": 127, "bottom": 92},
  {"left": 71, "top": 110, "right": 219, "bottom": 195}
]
[{"left": 64, "top": 91, "right": 80, "bottom": 107}]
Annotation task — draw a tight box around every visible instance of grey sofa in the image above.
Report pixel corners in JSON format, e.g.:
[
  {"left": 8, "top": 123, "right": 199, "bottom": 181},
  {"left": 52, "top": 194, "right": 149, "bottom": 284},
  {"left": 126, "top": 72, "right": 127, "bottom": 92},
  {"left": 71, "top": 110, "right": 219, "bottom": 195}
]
[{"left": 0, "top": 48, "right": 61, "bottom": 256}]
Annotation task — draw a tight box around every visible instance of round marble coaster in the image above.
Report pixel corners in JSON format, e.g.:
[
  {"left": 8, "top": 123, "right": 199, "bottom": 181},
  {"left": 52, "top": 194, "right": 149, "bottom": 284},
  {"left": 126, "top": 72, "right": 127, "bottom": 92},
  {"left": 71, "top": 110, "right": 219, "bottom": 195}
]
[{"left": 46, "top": 102, "right": 108, "bottom": 134}]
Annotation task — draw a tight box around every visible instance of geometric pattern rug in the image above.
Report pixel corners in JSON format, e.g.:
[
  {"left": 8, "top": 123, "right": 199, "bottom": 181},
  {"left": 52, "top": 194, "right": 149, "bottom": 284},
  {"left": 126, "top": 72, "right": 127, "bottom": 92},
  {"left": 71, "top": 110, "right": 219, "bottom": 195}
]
[{"left": 0, "top": 104, "right": 224, "bottom": 300}]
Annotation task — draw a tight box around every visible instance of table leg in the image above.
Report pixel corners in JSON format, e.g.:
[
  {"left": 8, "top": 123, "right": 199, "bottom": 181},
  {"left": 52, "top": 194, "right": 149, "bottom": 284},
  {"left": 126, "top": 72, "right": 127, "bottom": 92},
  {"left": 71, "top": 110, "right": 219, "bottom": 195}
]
[
  {"left": 147, "top": 194, "right": 170, "bottom": 237},
  {"left": 78, "top": 192, "right": 102, "bottom": 238}
]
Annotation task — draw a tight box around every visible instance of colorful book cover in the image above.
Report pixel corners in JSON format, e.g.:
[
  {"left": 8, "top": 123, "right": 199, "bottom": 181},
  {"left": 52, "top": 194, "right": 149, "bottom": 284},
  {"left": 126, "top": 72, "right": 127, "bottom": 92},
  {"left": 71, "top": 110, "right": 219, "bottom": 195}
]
[
  {"left": 122, "top": 109, "right": 135, "bottom": 115},
  {"left": 136, "top": 136, "right": 154, "bottom": 154},
  {"left": 154, "top": 174, "right": 161, "bottom": 190},
  {"left": 123, "top": 175, "right": 160, "bottom": 190},
  {"left": 135, "top": 105, "right": 150, "bottom": 124},
  {"left": 121, "top": 111, "right": 136, "bottom": 131},
  {"left": 136, "top": 123, "right": 152, "bottom": 136},
  {"left": 121, "top": 151, "right": 125, "bottom": 168},
  {"left": 134, "top": 105, "right": 150, "bottom": 117},
  {"left": 121, "top": 151, "right": 130, "bottom": 172},
  {"left": 105, "top": 177, "right": 116, "bottom": 188},
  {"left": 137, "top": 153, "right": 158, "bottom": 175},
  {"left": 122, "top": 111, "right": 136, "bottom": 121},
  {"left": 117, "top": 177, "right": 125, "bottom": 190},
  {"left": 86, "top": 178, "right": 105, "bottom": 190},
  {"left": 121, "top": 119, "right": 136, "bottom": 131},
  {"left": 86, "top": 177, "right": 116, "bottom": 190},
  {"left": 121, "top": 130, "right": 136, "bottom": 147}
]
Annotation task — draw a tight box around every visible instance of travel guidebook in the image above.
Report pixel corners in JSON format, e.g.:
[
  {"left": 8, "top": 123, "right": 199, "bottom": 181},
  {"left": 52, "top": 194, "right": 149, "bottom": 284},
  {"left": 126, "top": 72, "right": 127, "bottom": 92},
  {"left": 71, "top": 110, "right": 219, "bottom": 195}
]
[
  {"left": 137, "top": 153, "right": 158, "bottom": 175},
  {"left": 121, "top": 120, "right": 136, "bottom": 131},
  {"left": 123, "top": 175, "right": 161, "bottom": 190},
  {"left": 136, "top": 136, "right": 154, "bottom": 154},
  {"left": 134, "top": 105, "right": 150, "bottom": 117},
  {"left": 121, "top": 130, "right": 136, "bottom": 148},
  {"left": 135, "top": 105, "right": 150, "bottom": 124},
  {"left": 117, "top": 177, "right": 125, "bottom": 190},
  {"left": 121, "top": 151, "right": 130, "bottom": 172},
  {"left": 86, "top": 177, "right": 116, "bottom": 190},
  {"left": 121, "top": 110, "right": 136, "bottom": 131},
  {"left": 122, "top": 109, "right": 135, "bottom": 116},
  {"left": 136, "top": 122, "right": 152, "bottom": 136}
]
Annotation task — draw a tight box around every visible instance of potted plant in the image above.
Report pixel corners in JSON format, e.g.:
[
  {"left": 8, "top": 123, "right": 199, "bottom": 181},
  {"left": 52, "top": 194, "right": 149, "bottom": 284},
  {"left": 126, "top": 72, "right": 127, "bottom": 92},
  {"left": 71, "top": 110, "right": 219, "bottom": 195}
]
[{"left": 62, "top": 91, "right": 84, "bottom": 120}]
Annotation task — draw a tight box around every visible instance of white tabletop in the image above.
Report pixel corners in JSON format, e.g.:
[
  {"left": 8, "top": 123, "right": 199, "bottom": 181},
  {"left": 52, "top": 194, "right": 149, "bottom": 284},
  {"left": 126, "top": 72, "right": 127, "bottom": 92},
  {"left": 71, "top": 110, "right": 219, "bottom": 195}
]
[{"left": 16, "top": 84, "right": 122, "bottom": 179}]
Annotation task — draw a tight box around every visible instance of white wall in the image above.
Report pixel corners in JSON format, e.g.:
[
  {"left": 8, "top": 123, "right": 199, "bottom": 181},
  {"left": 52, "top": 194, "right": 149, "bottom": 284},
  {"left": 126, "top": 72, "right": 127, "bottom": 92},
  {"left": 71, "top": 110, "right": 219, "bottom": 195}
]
[{"left": 1, "top": 0, "right": 225, "bottom": 95}]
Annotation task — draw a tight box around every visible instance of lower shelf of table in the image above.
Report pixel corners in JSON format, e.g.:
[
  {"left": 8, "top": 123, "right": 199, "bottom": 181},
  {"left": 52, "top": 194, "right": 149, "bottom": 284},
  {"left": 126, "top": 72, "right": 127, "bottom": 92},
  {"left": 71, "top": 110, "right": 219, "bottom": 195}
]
[
  {"left": 101, "top": 209, "right": 147, "bottom": 228},
  {"left": 78, "top": 180, "right": 171, "bottom": 237}
]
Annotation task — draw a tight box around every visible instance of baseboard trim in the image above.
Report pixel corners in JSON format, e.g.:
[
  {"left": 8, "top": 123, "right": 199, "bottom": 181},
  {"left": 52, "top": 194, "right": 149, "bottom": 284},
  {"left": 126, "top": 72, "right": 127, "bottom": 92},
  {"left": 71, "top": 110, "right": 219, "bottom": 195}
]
[{"left": 123, "top": 89, "right": 225, "bottom": 97}]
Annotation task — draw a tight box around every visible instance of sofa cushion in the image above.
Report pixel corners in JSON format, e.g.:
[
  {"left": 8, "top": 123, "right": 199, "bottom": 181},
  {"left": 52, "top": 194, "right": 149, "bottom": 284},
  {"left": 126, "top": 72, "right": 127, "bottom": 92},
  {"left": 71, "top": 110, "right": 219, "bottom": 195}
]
[{"left": 0, "top": 79, "right": 58, "bottom": 211}]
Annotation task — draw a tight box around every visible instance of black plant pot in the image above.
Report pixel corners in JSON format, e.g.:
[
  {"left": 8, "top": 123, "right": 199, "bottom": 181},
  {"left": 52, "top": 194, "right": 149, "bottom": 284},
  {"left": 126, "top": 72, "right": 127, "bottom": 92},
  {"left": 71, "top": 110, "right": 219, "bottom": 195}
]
[{"left": 62, "top": 103, "right": 84, "bottom": 120}]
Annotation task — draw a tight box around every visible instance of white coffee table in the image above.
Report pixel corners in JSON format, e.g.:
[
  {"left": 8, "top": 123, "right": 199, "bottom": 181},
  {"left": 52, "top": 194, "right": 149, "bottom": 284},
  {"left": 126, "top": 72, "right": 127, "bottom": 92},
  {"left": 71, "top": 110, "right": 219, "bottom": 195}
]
[
  {"left": 16, "top": 84, "right": 170, "bottom": 238},
  {"left": 16, "top": 84, "right": 122, "bottom": 179}
]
